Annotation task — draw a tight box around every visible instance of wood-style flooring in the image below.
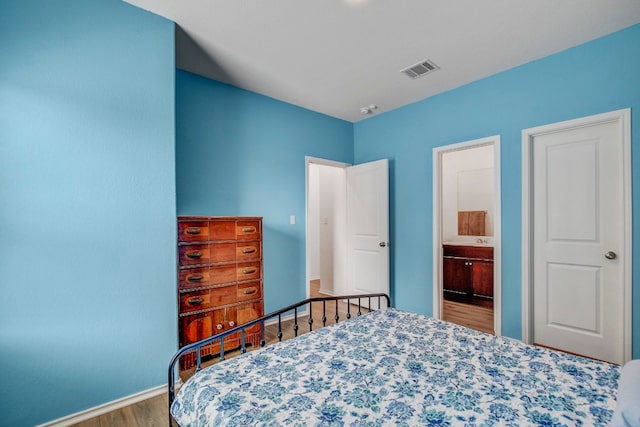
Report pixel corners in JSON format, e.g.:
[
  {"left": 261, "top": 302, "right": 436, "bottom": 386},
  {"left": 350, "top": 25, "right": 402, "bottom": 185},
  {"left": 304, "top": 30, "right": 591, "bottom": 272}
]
[
  {"left": 72, "top": 282, "right": 494, "bottom": 426},
  {"left": 71, "top": 394, "right": 168, "bottom": 427},
  {"left": 442, "top": 299, "right": 494, "bottom": 335}
]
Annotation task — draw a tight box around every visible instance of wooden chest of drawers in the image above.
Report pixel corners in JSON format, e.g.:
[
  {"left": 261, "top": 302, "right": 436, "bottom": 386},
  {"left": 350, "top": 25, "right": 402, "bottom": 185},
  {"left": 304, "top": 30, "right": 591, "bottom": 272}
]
[{"left": 177, "top": 216, "right": 263, "bottom": 368}]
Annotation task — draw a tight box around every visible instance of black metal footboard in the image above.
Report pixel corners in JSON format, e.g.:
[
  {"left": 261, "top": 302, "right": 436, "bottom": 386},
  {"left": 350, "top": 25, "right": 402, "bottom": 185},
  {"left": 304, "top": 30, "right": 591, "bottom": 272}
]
[{"left": 168, "top": 292, "right": 391, "bottom": 423}]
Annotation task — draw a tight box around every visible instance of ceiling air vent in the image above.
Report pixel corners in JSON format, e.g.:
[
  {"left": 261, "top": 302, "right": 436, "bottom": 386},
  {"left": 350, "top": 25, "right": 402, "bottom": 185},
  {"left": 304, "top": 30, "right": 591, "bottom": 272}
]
[{"left": 401, "top": 59, "right": 439, "bottom": 79}]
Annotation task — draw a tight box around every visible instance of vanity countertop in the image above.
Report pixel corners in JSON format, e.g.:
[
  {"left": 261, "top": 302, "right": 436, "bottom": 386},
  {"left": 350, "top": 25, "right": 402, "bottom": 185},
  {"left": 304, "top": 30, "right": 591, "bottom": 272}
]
[{"left": 443, "top": 241, "right": 494, "bottom": 248}]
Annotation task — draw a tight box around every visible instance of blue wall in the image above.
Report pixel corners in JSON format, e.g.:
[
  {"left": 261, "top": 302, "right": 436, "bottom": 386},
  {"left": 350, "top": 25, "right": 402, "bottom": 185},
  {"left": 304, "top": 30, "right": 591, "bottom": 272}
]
[
  {"left": 1, "top": 3, "right": 637, "bottom": 423},
  {"left": 0, "top": 1, "right": 176, "bottom": 425},
  {"left": 176, "top": 71, "right": 353, "bottom": 312},
  {"left": 354, "top": 24, "right": 640, "bottom": 356}
]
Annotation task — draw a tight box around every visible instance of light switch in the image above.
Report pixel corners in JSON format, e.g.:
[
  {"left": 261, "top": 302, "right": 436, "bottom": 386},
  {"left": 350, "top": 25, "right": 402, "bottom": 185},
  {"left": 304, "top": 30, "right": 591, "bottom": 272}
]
[{"left": 290, "top": 215, "right": 296, "bottom": 225}]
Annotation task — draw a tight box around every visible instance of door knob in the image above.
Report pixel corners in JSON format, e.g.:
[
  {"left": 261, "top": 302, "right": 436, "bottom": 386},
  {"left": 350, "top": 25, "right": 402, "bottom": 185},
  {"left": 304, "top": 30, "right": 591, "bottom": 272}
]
[
  {"left": 379, "top": 242, "right": 388, "bottom": 247},
  {"left": 604, "top": 251, "right": 617, "bottom": 260}
]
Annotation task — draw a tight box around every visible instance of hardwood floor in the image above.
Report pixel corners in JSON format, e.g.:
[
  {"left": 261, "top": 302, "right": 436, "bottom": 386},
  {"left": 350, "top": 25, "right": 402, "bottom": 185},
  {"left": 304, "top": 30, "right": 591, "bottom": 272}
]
[
  {"left": 71, "top": 394, "right": 167, "bottom": 427},
  {"left": 442, "top": 299, "right": 494, "bottom": 335}
]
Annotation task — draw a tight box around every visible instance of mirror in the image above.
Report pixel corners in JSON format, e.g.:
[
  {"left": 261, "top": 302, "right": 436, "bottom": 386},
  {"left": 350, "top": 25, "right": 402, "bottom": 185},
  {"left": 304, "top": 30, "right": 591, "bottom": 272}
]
[
  {"left": 457, "top": 167, "right": 493, "bottom": 236},
  {"left": 441, "top": 145, "right": 495, "bottom": 241}
]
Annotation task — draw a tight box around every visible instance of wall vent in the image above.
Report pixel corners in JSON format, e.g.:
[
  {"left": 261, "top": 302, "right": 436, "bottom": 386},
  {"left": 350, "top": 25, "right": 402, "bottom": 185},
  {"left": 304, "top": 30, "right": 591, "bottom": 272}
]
[{"left": 401, "top": 59, "right": 439, "bottom": 79}]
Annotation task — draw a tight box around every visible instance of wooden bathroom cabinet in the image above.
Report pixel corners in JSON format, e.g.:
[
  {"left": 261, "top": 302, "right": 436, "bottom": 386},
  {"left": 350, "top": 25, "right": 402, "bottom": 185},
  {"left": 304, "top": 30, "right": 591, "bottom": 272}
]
[{"left": 442, "top": 244, "right": 493, "bottom": 307}]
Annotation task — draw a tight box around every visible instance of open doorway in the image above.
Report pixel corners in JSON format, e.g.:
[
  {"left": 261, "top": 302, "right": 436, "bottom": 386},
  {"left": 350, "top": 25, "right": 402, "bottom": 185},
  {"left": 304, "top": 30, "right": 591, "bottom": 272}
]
[
  {"left": 305, "top": 157, "right": 349, "bottom": 298},
  {"left": 432, "top": 136, "right": 502, "bottom": 336},
  {"left": 305, "top": 156, "right": 390, "bottom": 302}
]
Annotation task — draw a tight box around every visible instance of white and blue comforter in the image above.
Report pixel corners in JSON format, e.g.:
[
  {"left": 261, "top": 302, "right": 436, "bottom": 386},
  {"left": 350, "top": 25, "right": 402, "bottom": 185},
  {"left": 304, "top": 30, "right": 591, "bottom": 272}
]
[{"left": 171, "top": 308, "right": 619, "bottom": 426}]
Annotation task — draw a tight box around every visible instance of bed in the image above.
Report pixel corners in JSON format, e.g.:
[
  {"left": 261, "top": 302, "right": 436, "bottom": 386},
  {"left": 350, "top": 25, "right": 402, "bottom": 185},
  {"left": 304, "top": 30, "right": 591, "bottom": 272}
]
[{"left": 168, "top": 294, "right": 620, "bottom": 426}]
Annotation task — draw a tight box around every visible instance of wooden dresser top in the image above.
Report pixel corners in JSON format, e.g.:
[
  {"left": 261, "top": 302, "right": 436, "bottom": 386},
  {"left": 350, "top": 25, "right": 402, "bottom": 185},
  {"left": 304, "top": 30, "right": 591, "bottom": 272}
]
[{"left": 178, "top": 216, "right": 263, "bottom": 221}]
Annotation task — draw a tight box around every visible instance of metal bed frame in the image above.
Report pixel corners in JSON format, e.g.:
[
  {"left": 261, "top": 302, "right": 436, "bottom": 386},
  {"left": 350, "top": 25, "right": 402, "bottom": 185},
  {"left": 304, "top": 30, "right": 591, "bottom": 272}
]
[{"left": 168, "top": 293, "right": 391, "bottom": 424}]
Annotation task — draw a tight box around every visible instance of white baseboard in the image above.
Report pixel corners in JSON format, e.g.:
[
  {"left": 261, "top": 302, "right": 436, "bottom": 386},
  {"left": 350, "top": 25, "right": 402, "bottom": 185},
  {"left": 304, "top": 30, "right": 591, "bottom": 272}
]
[
  {"left": 37, "top": 384, "right": 167, "bottom": 427},
  {"left": 41, "top": 309, "right": 317, "bottom": 426},
  {"left": 318, "top": 288, "right": 336, "bottom": 296}
]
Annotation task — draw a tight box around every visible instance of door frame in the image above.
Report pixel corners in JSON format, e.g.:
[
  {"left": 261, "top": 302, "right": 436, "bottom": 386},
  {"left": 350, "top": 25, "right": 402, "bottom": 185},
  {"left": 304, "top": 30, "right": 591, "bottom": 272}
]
[
  {"left": 305, "top": 156, "right": 351, "bottom": 299},
  {"left": 432, "top": 135, "right": 502, "bottom": 336},
  {"left": 521, "top": 108, "right": 632, "bottom": 362}
]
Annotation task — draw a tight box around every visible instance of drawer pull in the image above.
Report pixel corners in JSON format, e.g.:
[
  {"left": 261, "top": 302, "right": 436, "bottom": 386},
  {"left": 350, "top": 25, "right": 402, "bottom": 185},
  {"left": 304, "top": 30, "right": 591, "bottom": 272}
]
[
  {"left": 242, "top": 247, "right": 256, "bottom": 254},
  {"left": 242, "top": 268, "right": 257, "bottom": 275},
  {"left": 243, "top": 288, "right": 257, "bottom": 295},
  {"left": 186, "top": 227, "right": 201, "bottom": 235},
  {"left": 241, "top": 227, "right": 256, "bottom": 233},
  {"left": 228, "top": 321, "right": 235, "bottom": 327},
  {"left": 187, "top": 274, "right": 203, "bottom": 282},
  {"left": 187, "top": 297, "right": 203, "bottom": 305},
  {"left": 216, "top": 324, "right": 223, "bottom": 330},
  {"left": 186, "top": 251, "right": 203, "bottom": 259}
]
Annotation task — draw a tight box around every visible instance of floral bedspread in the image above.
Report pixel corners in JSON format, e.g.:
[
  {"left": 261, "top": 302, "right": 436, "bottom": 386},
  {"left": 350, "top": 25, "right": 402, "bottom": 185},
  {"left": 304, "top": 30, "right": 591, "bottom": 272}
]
[{"left": 171, "top": 308, "right": 619, "bottom": 426}]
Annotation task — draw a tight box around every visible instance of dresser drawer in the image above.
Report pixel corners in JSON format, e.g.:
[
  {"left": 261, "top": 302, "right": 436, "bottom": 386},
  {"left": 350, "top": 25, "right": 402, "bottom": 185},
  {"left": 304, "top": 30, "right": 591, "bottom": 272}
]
[
  {"left": 209, "top": 242, "right": 236, "bottom": 263},
  {"left": 237, "top": 281, "right": 261, "bottom": 302},
  {"left": 180, "top": 289, "right": 213, "bottom": 312},
  {"left": 179, "top": 268, "right": 211, "bottom": 290},
  {"left": 209, "top": 264, "right": 237, "bottom": 285},
  {"left": 179, "top": 242, "right": 236, "bottom": 268},
  {"left": 236, "top": 220, "right": 261, "bottom": 241},
  {"left": 237, "top": 262, "right": 261, "bottom": 282},
  {"left": 178, "top": 221, "right": 209, "bottom": 242},
  {"left": 209, "top": 220, "right": 236, "bottom": 240},
  {"left": 178, "top": 244, "right": 210, "bottom": 266},
  {"left": 209, "top": 284, "right": 237, "bottom": 307},
  {"left": 179, "top": 285, "right": 237, "bottom": 313},
  {"left": 236, "top": 242, "right": 261, "bottom": 261}
]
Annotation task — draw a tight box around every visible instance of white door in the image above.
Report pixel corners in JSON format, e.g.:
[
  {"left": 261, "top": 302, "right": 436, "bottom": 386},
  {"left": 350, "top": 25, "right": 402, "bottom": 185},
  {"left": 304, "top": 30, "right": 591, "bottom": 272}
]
[
  {"left": 531, "top": 114, "right": 628, "bottom": 364},
  {"left": 346, "top": 159, "right": 389, "bottom": 304}
]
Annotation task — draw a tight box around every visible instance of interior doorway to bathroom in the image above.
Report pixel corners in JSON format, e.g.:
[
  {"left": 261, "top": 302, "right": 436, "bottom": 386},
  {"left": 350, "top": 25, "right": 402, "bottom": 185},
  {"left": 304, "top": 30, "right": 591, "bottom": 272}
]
[{"left": 432, "top": 136, "right": 501, "bottom": 336}]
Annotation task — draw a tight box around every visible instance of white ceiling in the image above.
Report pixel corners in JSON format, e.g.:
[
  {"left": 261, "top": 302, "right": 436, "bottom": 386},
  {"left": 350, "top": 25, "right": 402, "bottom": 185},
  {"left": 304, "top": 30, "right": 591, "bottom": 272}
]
[{"left": 126, "top": 0, "right": 640, "bottom": 122}]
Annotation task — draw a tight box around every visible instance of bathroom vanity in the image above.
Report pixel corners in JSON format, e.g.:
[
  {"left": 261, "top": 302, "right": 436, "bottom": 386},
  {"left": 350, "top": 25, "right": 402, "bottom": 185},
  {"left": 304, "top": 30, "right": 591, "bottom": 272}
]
[{"left": 442, "top": 244, "right": 493, "bottom": 308}]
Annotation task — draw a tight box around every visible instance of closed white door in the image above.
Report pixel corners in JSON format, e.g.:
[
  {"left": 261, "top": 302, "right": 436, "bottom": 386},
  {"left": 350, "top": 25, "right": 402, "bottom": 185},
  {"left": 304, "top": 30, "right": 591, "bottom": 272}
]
[
  {"left": 531, "top": 115, "right": 627, "bottom": 364},
  {"left": 346, "top": 159, "right": 389, "bottom": 303}
]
